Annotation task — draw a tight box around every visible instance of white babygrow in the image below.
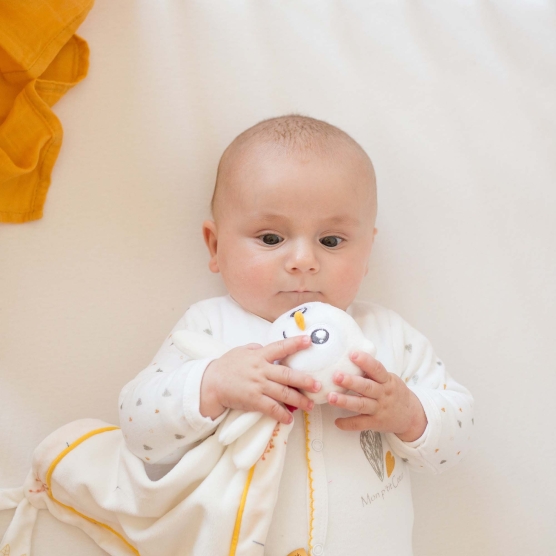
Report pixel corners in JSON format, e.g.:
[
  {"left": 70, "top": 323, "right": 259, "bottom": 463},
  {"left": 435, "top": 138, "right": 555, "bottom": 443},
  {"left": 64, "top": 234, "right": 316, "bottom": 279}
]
[{"left": 120, "top": 294, "right": 474, "bottom": 556}]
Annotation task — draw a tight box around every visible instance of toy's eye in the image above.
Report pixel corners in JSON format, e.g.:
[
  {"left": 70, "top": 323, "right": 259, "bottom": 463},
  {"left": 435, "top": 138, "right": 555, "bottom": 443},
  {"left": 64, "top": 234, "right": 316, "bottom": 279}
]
[
  {"left": 311, "top": 328, "right": 329, "bottom": 344},
  {"left": 289, "top": 307, "right": 307, "bottom": 317}
]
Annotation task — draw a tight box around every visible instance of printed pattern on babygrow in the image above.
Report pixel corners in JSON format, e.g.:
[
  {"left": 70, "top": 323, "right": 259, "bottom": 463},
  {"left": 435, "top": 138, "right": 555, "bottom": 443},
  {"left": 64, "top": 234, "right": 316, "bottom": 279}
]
[{"left": 118, "top": 305, "right": 228, "bottom": 465}]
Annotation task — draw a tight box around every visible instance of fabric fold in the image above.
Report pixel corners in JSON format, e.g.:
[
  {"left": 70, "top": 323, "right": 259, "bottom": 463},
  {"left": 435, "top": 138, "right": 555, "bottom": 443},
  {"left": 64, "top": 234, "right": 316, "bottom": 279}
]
[{"left": 0, "top": 0, "right": 94, "bottom": 223}]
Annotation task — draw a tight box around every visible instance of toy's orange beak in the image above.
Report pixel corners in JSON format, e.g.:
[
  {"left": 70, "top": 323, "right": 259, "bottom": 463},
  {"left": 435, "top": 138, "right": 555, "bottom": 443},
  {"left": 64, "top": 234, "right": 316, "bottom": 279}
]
[{"left": 294, "top": 310, "right": 305, "bottom": 331}]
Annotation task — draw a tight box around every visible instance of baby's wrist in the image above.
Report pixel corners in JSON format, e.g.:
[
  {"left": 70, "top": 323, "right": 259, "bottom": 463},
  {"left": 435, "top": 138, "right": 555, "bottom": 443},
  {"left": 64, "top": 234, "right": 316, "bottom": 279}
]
[
  {"left": 199, "top": 359, "right": 226, "bottom": 419},
  {"left": 395, "top": 391, "right": 427, "bottom": 442}
]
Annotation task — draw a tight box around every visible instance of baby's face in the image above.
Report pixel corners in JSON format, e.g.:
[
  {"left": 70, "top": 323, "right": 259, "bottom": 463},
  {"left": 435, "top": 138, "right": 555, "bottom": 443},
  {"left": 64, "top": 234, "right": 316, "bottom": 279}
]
[{"left": 203, "top": 144, "right": 377, "bottom": 323}]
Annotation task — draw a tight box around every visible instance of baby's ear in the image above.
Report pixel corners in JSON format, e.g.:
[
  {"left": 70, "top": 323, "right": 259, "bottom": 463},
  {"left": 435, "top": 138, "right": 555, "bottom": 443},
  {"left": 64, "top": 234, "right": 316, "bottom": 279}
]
[{"left": 202, "top": 220, "right": 220, "bottom": 273}]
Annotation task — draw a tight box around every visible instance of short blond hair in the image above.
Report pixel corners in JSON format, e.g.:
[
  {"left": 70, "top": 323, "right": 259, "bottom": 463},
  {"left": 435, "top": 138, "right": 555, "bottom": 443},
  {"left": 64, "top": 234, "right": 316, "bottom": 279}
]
[{"left": 210, "top": 114, "right": 376, "bottom": 219}]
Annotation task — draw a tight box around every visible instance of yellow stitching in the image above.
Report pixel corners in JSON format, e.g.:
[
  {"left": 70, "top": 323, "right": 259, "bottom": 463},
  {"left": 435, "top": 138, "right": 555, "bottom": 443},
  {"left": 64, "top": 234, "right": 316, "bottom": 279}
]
[
  {"left": 229, "top": 465, "right": 256, "bottom": 556},
  {"left": 304, "top": 411, "right": 315, "bottom": 554},
  {"left": 45, "top": 426, "right": 139, "bottom": 555}
]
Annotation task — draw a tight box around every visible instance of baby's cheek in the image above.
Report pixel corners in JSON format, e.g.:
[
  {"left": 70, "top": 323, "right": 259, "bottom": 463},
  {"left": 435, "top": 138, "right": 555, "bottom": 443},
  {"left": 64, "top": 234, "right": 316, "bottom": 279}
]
[
  {"left": 226, "top": 257, "right": 277, "bottom": 305},
  {"left": 243, "top": 258, "right": 276, "bottom": 288},
  {"left": 327, "top": 263, "right": 363, "bottom": 305}
]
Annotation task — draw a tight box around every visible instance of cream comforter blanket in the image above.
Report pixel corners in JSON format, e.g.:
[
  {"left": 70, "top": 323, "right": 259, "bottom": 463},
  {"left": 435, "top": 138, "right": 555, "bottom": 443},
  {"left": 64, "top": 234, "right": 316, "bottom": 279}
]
[{"left": 0, "top": 411, "right": 291, "bottom": 556}]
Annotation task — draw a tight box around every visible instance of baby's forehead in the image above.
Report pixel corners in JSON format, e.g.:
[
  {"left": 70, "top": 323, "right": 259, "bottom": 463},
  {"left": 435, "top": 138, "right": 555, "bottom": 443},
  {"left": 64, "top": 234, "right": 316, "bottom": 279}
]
[
  {"left": 233, "top": 154, "right": 373, "bottom": 222},
  {"left": 220, "top": 147, "right": 371, "bottom": 214}
]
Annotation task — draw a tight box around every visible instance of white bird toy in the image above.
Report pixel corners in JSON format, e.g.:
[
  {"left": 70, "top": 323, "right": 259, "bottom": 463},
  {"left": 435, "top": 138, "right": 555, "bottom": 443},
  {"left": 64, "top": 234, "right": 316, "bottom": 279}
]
[{"left": 267, "top": 301, "right": 377, "bottom": 404}]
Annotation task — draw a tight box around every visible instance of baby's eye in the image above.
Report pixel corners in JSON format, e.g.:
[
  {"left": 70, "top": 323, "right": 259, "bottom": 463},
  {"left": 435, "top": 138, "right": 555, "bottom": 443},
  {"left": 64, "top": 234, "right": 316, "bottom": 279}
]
[
  {"left": 260, "top": 234, "right": 283, "bottom": 245},
  {"left": 320, "top": 236, "right": 343, "bottom": 248}
]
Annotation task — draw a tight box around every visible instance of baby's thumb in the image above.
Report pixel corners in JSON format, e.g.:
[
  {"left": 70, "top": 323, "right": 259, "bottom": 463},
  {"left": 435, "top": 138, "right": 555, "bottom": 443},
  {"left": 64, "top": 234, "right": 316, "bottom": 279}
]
[{"left": 245, "top": 343, "right": 263, "bottom": 350}]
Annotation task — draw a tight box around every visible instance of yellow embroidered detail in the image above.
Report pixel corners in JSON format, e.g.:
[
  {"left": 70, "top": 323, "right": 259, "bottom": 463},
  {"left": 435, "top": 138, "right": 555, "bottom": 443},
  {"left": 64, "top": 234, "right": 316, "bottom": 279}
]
[
  {"left": 303, "top": 411, "right": 315, "bottom": 555},
  {"left": 45, "top": 426, "right": 139, "bottom": 556},
  {"left": 385, "top": 451, "right": 396, "bottom": 478},
  {"left": 229, "top": 465, "right": 256, "bottom": 556},
  {"left": 0, "top": 546, "right": 26, "bottom": 556}
]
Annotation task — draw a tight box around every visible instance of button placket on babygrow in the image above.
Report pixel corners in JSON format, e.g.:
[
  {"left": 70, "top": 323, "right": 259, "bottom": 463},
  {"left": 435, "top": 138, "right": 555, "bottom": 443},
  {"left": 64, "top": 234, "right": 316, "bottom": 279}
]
[{"left": 312, "top": 544, "right": 324, "bottom": 556}]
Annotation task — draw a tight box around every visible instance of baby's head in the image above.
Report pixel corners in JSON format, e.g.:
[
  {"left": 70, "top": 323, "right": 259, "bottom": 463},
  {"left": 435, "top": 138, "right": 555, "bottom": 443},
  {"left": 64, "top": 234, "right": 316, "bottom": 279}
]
[{"left": 202, "top": 114, "right": 378, "bottom": 323}]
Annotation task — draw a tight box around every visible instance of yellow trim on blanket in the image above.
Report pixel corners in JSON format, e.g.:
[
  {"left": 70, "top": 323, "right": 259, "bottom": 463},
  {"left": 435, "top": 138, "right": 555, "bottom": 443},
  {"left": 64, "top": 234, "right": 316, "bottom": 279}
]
[
  {"left": 229, "top": 464, "right": 256, "bottom": 556},
  {"left": 45, "top": 426, "right": 140, "bottom": 556},
  {"left": 303, "top": 411, "right": 315, "bottom": 554}
]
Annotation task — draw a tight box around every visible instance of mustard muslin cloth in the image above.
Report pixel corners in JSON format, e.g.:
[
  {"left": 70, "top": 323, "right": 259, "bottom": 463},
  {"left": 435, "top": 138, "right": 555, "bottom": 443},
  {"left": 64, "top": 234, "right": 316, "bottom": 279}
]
[{"left": 0, "top": 0, "right": 94, "bottom": 223}]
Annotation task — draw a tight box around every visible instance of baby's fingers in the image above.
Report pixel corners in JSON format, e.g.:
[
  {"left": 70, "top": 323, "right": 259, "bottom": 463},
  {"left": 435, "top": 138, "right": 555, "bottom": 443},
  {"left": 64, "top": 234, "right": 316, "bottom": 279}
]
[
  {"left": 268, "top": 364, "right": 321, "bottom": 394},
  {"left": 264, "top": 381, "right": 315, "bottom": 413},
  {"left": 263, "top": 335, "right": 311, "bottom": 363},
  {"left": 328, "top": 392, "right": 378, "bottom": 416},
  {"left": 333, "top": 372, "right": 377, "bottom": 399},
  {"left": 350, "top": 351, "right": 389, "bottom": 384},
  {"left": 257, "top": 396, "right": 296, "bottom": 425},
  {"left": 334, "top": 414, "right": 376, "bottom": 432}
]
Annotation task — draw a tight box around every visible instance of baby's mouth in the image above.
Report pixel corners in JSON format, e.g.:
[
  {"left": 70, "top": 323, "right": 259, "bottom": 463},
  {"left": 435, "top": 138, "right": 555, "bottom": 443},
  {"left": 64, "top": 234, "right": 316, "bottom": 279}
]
[{"left": 285, "top": 290, "right": 315, "bottom": 293}]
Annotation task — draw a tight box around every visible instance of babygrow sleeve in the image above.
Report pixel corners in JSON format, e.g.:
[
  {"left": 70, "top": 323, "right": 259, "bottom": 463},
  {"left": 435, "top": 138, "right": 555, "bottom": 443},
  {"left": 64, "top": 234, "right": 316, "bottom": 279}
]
[
  {"left": 383, "top": 316, "right": 474, "bottom": 474},
  {"left": 119, "top": 304, "right": 229, "bottom": 465}
]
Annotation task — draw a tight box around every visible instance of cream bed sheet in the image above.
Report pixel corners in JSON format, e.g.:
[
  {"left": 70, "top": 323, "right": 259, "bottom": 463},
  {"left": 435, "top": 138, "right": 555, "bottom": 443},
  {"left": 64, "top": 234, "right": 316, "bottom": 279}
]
[{"left": 1, "top": 1, "right": 555, "bottom": 555}]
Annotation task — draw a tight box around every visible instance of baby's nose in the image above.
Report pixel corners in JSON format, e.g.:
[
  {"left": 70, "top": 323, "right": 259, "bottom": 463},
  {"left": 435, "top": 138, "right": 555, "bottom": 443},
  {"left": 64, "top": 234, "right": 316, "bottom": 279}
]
[{"left": 285, "top": 241, "right": 320, "bottom": 273}]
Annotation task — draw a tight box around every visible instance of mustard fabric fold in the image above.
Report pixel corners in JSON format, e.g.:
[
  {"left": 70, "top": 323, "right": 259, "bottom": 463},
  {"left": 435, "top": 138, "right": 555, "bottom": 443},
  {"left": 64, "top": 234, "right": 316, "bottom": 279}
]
[{"left": 0, "top": 0, "right": 94, "bottom": 223}]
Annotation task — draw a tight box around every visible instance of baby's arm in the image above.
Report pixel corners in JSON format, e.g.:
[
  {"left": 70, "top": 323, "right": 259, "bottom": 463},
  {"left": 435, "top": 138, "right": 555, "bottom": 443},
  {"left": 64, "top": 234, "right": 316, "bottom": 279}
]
[
  {"left": 119, "top": 304, "right": 226, "bottom": 465},
  {"left": 328, "top": 310, "right": 473, "bottom": 474},
  {"left": 382, "top": 317, "right": 475, "bottom": 474}
]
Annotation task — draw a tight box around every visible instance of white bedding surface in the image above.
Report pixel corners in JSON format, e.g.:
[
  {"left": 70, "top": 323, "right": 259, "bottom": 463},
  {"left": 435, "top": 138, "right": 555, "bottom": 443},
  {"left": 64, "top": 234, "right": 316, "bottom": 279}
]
[{"left": 1, "top": 1, "right": 555, "bottom": 554}]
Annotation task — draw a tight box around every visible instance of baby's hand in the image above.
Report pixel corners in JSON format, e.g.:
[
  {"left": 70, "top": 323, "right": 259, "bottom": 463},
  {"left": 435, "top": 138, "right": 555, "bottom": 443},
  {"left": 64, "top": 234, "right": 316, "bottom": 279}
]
[
  {"left": 328, "top": 351, "right": 427, "bottom": 441},
  {"left": 200, "top": 335, "right": 321, "bottom": 425}
]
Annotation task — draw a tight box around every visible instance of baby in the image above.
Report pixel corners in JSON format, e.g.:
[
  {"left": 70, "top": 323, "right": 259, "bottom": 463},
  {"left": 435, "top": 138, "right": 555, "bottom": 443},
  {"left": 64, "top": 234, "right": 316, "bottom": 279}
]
[{"left": 119, "top": 115, "right": 474, "bottom": 556}]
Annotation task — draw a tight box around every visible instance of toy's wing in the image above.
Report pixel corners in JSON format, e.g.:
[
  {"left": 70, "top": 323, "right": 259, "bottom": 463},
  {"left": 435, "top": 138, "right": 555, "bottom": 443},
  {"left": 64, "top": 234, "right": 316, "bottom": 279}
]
[
  {"left": 231, "top": 414, "right": 281, "bottom": 469},
  {"left": 218, "top": 409, "right": 264, "bottom": 446}
]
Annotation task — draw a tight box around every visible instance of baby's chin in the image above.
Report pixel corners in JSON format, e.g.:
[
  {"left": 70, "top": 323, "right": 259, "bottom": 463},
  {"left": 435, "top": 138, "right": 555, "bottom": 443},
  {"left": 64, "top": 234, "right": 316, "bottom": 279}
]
[
  {"left": 245, "top": 292, "right": 323, "bottom": 323},
  {"left": 237, "top": 291, "right": 349, "bottom": 323},
  {"left": 272, "top": 291, "right": 324, "bottom": 319}
]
